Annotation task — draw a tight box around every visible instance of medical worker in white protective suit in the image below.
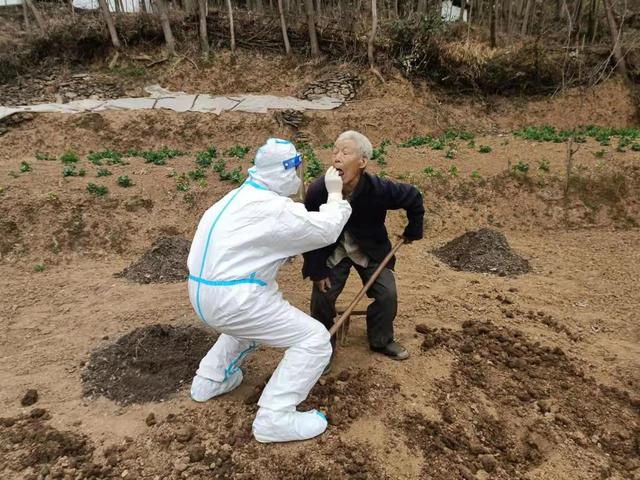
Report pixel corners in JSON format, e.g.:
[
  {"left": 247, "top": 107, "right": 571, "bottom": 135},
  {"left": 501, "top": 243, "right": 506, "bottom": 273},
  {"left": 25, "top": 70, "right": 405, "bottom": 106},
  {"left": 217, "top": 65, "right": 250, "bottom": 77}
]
[{"left": 187, "top": 138, "right": 351, "bottom": 443}]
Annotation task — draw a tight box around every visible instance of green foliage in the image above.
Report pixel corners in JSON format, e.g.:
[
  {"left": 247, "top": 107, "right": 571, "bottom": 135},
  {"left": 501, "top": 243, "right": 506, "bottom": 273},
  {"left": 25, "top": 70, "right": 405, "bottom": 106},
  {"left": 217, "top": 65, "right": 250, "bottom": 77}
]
[
  {"left": 117, "top": 175, "right": 133, "bottom": 187},
  {"left": 445, "top": 148, "right": 456, "bottom": 159},
  {"left": 538, "top": 159, "right": 550, "bottom": 173},
  {"left": 63, "top": 165, "right": 79, "bottom": 177},
  {"left": 299, "top": 144, "right": 323, "bottom": 181},
  {"left": 188, "top": 169, "right": 206, "bottom": 181},
  {"left": 448, "top": 165, "right": 458, "bottom": 177},
  {"left": 632, "top": 143, "right": 640, "bottom": 152},
  {"left": 423, "top": 166, "right": 442, "bottom": 178},
  {"left": 593, "top": 150, "right": 605, "bottom": 158},
  {"left": 196, "top": 146, "right": 217, "bottom": 168},
  {"left": 97, "top": 168, "right": 112, "bottom": 177},
  {"left": 372, "top": 139, "right": 391, "bottom": 167},
  {"left": 219, "top": 167, "right": 244, "bottom": 184},
  {"left": 322, "top": 143, "right": 334, "bottom": 149},
  {"left": 512, "top": 161, "right": 530, "bottom": 174},
  {"left": 86, "top": 183, "right": 108, "bottom": 196},
  {"left": 34, "top": 263, "right": 46, "bottom": 272},
  {"left": 176, "top": 174, "right": 190, "bottom": 192},
  {"left": 35, "top": 152, "right": 55, "bottom": 161},
  {"left": 470, "top": 169, "right": 481, "bottom": 179},
  {"left": 514, "top": 125, "right": 640, "bottom": 146},
  {"left": 60, "top": 150, "right": 79, "bottom": 164},
  {"left": 128, "top": 147, "right": 184, "bottom": 165},
  {"left": 479, "top": 145, "right": 492, "bottom": 153},
  {"left": 225, "top": 145, "right": 250, "bottom": 159},
  {"left": 213, "top": 159, "right": 226, "bottom": 174},
  {"left": 78, "top": 168, "right": 86, "bottom": 177},
  {"left": 20, "top": 161, "right": 31, "bottom": 173},
  {"left": 87, "top": 149, "right": 125, "bottom": 166},
  {"left": 467, "top": 140, "right": 476, "bottom": 149},
  {"left": 401, "top": 129, "right": 473, "bottom": 149}
]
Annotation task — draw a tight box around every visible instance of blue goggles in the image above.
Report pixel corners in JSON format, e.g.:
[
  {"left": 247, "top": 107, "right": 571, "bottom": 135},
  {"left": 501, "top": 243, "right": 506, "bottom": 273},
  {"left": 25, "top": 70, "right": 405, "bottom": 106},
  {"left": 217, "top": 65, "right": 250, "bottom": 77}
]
[{"left": 283, "top": 154, "right": 302, "bottom": 170}]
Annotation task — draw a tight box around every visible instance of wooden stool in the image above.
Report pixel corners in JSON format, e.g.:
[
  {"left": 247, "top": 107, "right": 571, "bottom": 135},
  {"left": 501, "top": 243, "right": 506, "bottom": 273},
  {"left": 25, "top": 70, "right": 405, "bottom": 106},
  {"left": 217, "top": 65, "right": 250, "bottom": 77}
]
[{"left": 335, "top": 307, "right": 367, "bottom": 347}]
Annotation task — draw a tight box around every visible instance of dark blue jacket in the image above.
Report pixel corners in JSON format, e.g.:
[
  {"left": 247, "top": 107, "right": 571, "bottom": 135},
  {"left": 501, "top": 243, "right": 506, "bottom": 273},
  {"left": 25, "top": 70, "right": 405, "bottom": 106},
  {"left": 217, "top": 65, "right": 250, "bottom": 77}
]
[{"left": 302, "top": 172, "right": 425, "bottom": 281}]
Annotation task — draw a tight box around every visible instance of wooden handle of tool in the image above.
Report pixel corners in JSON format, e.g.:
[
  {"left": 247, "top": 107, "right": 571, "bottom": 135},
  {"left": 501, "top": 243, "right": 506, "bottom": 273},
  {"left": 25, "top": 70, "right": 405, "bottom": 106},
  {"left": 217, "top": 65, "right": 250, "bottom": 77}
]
[{"left": 329, "top": 238, "right": 405, "bottom": 337}]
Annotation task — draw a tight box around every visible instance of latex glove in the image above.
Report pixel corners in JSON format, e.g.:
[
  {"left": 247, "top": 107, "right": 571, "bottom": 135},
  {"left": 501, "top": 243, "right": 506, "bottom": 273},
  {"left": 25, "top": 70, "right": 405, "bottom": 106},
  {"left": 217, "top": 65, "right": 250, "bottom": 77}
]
[{"left": 324, "top": 166, "right": 343, "bottom": 203}]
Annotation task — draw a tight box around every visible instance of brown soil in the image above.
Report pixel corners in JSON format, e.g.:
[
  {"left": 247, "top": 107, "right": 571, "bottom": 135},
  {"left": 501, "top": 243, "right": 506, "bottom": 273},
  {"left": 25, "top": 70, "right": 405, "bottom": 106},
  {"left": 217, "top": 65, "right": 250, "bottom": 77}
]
[
  {"left": 433, "top": 228, "right": 531, "bottom": 276},
  {"left": 1, "top": 54, "right": 639, "bottom": 480},
  {"left": 116, "top": 236, "right": 191, "bottom": 284},
  {"left": 82, "top": 324, "right": 218, "bottom": 405}
]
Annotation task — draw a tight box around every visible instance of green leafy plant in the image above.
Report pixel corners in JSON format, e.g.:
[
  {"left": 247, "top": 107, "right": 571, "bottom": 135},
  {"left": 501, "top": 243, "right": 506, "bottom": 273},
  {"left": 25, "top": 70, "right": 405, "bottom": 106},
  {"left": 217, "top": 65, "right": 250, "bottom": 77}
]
[
  {"left": 479, "top": 145, "right": 492, "bottom": 154},
  {"left": 372, "top": 139, "right": 391, "bottom": 166},
  {"left": 632, "top": 143, "right": 640, "bottom": 152},
  {"left": 20, "top": 161, "right": 31, "bottom": 173},
  {"left": 176, "top": 174, "right": 190, "bottom": 192},
  {"left": 322, "top": 143, "right": 334, "bottom": 149},
  {"left": 87, "top": 149, "right": 125, "bottom": 166},
  {"left": 593, "top": 150, "right": 605, "bottom": 158},
  {"left": 445, "top": 148, "right": 456, "bottom": 159},
  {"left": 219, "top": 166, "right": 244, "bottom": 184},
  {"left": 117, "top": 175, "right": 133, "bottom": 187},
  {"left": 60, "top": 150, "right": 79, "bottom": 164},
  {"left": 35, "top": 152, "right": 55, "bottom": 161},
  {"left": 512, "top": 161, "right": 530, "bottom": 174},
  {"left": 97, "top": 168, "right": 112, "bottom": 177},
  {"left": 128, "top": 147, "right": 184, "bottom": 165},
  {"left": 299, "top": 143, "right": 323, "bottom": 180},
  {"left": 448, "top": 165, "right": 458, "bottom": 177},
  {"left": 423, "top": 166, "right": 441, "bottom": 178},
  {"left": 225, "top": 145, "right": 250, "bottom": 159},
  {"left": 196, "top": 146, "right": 217, "bottom": 168},
  {"left": 470, "top": 169, "right": 481, "bottom": 179},
  {"left": 213, "top": 159, "right": 227, "bottom": 174},
  {"left": 87, "top": 183, "right": 108, "bottom": 196},
  {"left": 63, "top": 165, "right": 78, "bottom": 177},
  {"left": 467, "top": 140, "right": 476, "bottom": 149},
  {"left": 188, "top": 169, "right": 206, "bottom": 181},
  {"left": 538, "top": 159, "right": 550, "bottom": 173},
  {"left": 34, "top": 263, "right": 46, "bottom": 272}
]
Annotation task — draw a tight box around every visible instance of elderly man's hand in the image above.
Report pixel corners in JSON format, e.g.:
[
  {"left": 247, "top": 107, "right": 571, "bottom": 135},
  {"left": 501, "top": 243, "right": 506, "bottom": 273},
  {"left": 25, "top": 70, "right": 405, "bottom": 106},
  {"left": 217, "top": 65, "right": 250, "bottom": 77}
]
[{"left": 314, "top": 277, "right": 332, "bottom": 293}]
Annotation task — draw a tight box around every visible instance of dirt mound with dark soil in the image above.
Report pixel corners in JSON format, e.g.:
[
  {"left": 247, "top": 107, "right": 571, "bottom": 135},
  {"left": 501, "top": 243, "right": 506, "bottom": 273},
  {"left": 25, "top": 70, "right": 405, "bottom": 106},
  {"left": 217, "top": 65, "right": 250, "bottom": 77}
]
[
  {"left": 244, "top": 367, "right": 398, "bottom": 430},
  {"left": 0, "top": 410, "right": 110, "bottom": 478},
  {"left": 433, "top": 228, "right": 530, "bottom": 276},
  {"left": 82, "top": 324, "right": 218, "bottom": 405},
  {"left": 116, "top": 236, "right": 191, "bottom": 284},
  {"left": 412, "top": 320, "right": 640, "bottom": 479}
]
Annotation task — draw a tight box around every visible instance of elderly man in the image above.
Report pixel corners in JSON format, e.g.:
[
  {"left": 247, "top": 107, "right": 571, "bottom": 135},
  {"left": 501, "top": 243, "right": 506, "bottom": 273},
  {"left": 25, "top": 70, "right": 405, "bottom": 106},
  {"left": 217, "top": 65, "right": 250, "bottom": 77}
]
[
  {"left": 187, "top": 138, "right": 351, "bottom": 443},
  {"left": 303, "top": 130, "right": 425, "bottom": 372}
]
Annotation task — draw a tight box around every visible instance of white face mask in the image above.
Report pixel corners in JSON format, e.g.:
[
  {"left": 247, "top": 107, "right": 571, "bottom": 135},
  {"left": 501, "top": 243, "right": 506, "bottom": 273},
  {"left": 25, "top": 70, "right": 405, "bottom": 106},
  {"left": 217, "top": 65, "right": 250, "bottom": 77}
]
[{"left": 280, "top": 170, "right": 302, "bottom": 197}]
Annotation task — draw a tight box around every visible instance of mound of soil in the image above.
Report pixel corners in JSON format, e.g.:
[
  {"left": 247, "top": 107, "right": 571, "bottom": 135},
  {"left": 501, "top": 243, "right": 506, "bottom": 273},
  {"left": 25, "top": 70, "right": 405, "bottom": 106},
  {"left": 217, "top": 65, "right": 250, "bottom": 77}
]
[
  {"left": 433, "top": 228, "right": 530, "bottom": 276},
  {"left": 82, "top": 324, "right": 218, "bottom": 405},
  {"left": 0, "top": 411, "right": 109, "bottom": 478},
  {"left": 412, "top": 320, "right": 640, "bottom": 479},
  {"left": 116, "top": 236, "right": 190, "bottom": 284}
]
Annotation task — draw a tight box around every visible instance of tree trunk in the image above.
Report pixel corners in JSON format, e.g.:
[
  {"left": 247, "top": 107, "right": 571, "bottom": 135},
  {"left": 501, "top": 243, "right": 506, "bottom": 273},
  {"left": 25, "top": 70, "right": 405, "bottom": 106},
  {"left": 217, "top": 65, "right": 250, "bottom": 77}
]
[
  {"left": 587, "top": 0, "right": 597, "bottom": 42},
  {"left": 97, "top": 0, "right": 121, "bottom": 48},
  {"left": 226, "top": 0, "right": 236, "bottom": 53},
  {"left": 367, "top": 0, "right": 377, "bottom": 68},
  {"left": 417, "top": 0, "right": 427, "bottom": 16},
  {"left": 555, "top": 0, "right": 561, "bottom": 20},
  {"left": 316, "top": 0, "right": 322, "bottom": 18},
  {"left": 277, "top": 0, "right": 291, "bottom": 54},
  {"left": 490, "top": 0, "right": 497, "bottom": 47},
  {"left": 304, "top": 0, "right": 320, "bottom": 56},
  {"left": 255, "top": 0, "right": 264, "bottom": 14},
  {"left": 507, "top": 0, "right": 514, "bottom": 33},
  {"left": 25, "top": 0, "right": 46, "bottom": 31},
  {"left": 184, "top": 0, "right": 198, "bottom": 15},
  {"left": 198, "top": 0, "right": 209, "bottom": 59},
  {"left": 459, "top": 0, "right": 467, "bottom": 21},
  {"left": 392, "top": 0, "right": 398, "bottom": 18},
  {"left": 521, "top": 0, "right": 533, "bottom": 35},
  {"left": 602, "top": 0, "right": 627, "bottom": 77},
  {"left": 22, "top": 0, "right": 30, "bottom": 29},
  {"left": 154, "top": 0, "right": 176, "bottom": 56}
]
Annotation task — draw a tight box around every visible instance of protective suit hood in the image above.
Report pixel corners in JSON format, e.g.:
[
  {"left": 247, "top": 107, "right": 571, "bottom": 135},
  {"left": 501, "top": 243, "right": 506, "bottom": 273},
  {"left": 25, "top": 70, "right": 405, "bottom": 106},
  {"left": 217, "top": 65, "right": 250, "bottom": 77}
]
[{"left": 249, "top": 138, "right": 302, "bottom": 197}]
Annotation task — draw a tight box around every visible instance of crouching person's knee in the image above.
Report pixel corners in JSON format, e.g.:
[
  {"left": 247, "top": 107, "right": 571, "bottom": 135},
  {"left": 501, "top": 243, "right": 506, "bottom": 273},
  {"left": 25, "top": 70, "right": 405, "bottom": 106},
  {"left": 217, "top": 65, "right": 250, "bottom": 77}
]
[{"left": 305, "top": 321, "right": 332, "bottom": 358}]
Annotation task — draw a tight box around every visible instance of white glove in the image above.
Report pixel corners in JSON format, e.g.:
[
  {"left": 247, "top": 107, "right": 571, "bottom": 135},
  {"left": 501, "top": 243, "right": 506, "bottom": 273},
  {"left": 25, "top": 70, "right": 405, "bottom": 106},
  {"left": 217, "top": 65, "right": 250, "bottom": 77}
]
[{"left": 324, "top": 166, "right": 343, "bottom": 203}]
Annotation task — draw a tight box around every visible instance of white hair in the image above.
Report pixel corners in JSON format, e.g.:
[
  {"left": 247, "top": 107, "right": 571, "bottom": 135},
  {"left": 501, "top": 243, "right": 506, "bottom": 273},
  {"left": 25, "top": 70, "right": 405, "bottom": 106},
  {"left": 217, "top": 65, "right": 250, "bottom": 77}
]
[{"left": 336, "top": 130, "right": 373, "bottom": 160}]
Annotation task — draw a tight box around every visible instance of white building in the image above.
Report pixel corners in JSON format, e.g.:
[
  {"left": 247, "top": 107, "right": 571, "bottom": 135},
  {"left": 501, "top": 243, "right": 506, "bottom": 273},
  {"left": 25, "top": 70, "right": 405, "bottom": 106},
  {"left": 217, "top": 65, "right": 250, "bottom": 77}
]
[{"left": 441, "top": 0, "right": 468, "bottom": 22}]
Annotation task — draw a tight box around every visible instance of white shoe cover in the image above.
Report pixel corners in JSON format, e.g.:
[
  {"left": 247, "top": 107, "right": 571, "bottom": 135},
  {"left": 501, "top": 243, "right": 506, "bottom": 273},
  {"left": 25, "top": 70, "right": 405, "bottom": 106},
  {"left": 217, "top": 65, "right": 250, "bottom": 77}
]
[
  {"left": 252, "top": 407, "right": 328, "bottom": 443},
  {"left": 190, "top": 370, "right": 243, "bottom": 402}
]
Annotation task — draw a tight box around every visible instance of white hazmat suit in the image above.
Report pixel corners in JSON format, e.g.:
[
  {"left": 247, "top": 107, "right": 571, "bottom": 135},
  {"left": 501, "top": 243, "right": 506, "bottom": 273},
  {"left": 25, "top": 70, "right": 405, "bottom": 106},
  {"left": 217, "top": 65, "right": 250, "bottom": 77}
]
[{"left": 187, "top": 138, "right": 351, "bottom": 443}]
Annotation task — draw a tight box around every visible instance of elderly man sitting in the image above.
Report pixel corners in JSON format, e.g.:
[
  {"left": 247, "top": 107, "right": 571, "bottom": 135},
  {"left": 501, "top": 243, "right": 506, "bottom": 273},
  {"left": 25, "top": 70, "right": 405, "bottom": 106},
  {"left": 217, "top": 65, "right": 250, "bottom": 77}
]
[{"left": 303, "top": 130, "right": 425, "bottom": 373}]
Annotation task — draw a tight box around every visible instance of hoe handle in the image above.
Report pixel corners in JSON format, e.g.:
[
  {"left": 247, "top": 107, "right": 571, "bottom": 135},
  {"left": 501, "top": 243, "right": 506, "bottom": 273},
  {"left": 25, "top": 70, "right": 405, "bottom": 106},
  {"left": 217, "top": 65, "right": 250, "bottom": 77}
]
[{"left": 329, "top": 238, "right": 405, "bottom": 337}]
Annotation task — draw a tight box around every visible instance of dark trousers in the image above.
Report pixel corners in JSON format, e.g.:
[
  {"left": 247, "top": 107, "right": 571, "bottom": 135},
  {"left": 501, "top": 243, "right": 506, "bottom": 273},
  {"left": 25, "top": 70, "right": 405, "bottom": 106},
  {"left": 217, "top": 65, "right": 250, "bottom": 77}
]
[{"left": 310, "top": 257, "right": 397, "bottom": 348}]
